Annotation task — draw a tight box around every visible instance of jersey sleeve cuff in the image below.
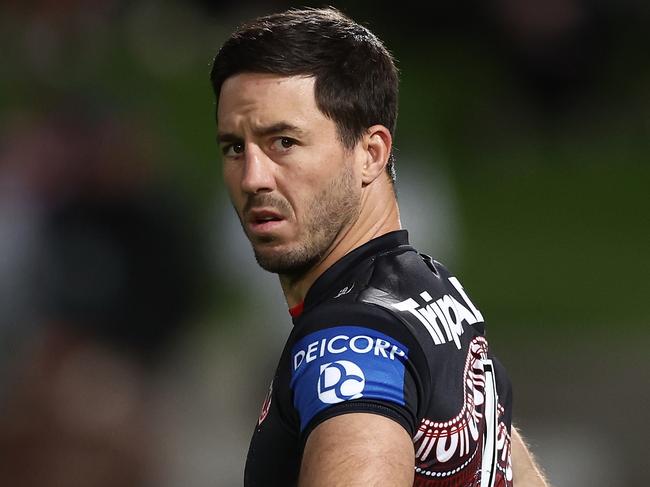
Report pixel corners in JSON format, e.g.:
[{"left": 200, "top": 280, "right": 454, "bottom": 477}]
[{"left": 301, "top": 399, "right": 416, "bottom": 446}]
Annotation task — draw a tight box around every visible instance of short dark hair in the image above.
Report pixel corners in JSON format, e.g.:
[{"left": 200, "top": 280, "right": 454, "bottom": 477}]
[{"left": 210, "top": 7, "right": 399, "bottom": 181}]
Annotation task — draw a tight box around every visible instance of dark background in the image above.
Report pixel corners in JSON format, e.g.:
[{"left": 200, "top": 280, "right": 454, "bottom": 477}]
[{"left": 1, "top": 1, "right": 648, "bottom": 485}]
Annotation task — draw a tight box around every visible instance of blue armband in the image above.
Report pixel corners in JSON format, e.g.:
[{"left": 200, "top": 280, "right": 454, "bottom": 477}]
[{"left": 290, "top": 325, "right": 409, "bottom": 431}]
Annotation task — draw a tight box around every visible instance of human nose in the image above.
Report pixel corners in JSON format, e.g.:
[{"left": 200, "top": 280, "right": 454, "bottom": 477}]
[{"left": 240, "top": 144, "right": 275, "bottom": 194}]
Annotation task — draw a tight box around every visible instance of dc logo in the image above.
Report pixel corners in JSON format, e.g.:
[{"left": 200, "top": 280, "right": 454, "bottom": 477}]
[{"left": 317, "top": 360, "right": 365, "bottom": 404}]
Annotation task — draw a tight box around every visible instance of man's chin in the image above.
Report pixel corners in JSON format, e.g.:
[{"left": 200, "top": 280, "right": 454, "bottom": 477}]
[
  {"left": 251, "top": 244, "right": 284, "bottom": 272},
  {"left": 252, "top": 245, "right": 319, "bottom": 277}
]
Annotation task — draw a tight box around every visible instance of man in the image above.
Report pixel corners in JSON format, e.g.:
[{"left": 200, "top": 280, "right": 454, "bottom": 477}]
[{"left": 211, "top": 7, "right": 549, "bottom": 487}]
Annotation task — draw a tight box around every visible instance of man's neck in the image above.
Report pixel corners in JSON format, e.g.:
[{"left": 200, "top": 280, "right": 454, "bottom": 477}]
[{"left": 279, "top": 191, "right": 400, "bottom": 308}]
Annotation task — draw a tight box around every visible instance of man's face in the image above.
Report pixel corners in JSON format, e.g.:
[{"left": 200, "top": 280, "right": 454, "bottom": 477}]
[{"left": 217, "top": 73, "right": 362, "bottom": 276}]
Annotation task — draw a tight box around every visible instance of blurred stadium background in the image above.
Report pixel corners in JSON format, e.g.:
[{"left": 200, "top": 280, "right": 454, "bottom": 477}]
[{"left": 0, "top": 1, "right": 648, "bottom": 486}]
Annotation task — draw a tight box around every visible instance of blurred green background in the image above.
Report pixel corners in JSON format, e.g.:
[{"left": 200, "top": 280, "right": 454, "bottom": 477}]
[{"left": 0, "top": 1, "right": 648, "bottom": 486}]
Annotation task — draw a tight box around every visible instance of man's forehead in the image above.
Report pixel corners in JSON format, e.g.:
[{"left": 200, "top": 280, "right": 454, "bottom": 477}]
[
  {"left": 217, "top": 113, "right": 311, "bottom": 140},
  {"left": 219, "top": 73, "right": 316, "bottom": 109},
  {"left": 217, "top": 73, "right": 325, "bottom": 134}
]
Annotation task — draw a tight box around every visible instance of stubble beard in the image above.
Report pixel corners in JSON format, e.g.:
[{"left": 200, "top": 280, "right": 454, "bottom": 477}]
[{"left": 249, "top": 163, "right": 360, "bottom": 278}]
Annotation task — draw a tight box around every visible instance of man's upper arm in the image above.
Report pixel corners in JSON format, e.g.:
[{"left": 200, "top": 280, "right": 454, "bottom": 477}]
[{"left": 299, "top": 412, "right": 414, "bottom": 487}]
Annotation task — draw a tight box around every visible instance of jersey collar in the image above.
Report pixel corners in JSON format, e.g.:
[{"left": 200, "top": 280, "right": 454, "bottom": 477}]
[{"left": 291, "top": 230, "right": 411, "bottom": 321}]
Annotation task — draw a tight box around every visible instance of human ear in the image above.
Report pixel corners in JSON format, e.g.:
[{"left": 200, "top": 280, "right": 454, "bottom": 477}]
[{"left": 361, "top": 125, "right": 392, "bottom": 185}]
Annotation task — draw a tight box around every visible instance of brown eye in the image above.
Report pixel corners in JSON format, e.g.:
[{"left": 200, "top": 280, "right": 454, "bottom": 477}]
[
  {"left": 272, "top": 137, "right": 296, "bottom": 151},
  {"left": 280, "top": 138, "right": 294, "bottom": 148},
  {"left": 223, "top": 142, "right": 244, "bottom": 157}
]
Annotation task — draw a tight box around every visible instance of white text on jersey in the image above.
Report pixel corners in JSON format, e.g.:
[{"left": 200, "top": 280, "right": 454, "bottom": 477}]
[
  {"left": 392, "top": 277, "right": 484, "bottom": 350},
  {"left": 293, "top": 334, "right": 406, "bottom": 371}
]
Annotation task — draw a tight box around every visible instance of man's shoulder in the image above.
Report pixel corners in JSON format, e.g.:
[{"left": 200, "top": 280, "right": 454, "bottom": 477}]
[
  {"left": 316, "top": 244, "right": 464, "bottom": 323},
  {"left": 290, "top": 245, "right": 457, "bottom": 346},
  {"left": 359, "top": 246, "right": 486, "bottom": 334},
  {"left": 294, "top": 242, "right": 487, "bottom": 355},
  {"left": 362, "top": 248, "right": 456, "bottom": 306}
]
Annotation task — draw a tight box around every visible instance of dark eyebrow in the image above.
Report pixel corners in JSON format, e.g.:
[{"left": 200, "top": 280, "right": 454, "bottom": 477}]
[
  {"left": 253, "top": 122, "right": 304, "bottom": 138},
  {"left": 217, "top": 122, "right": 304, "bottom": 144},
  {"left": 217, "top": 132, "right": 242, "bottom": 145}
]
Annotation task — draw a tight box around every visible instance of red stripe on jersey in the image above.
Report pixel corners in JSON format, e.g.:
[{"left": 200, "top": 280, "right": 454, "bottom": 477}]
[{"left": 289, "top": 301, "right": 304, "bottom": 318}]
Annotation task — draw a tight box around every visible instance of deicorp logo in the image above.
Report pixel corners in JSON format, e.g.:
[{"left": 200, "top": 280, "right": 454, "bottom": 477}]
[
  {"left": 290, "top": 325, "right": 409, "bottom": 431},
  {"left": 317, "top": 360, "right": 365, "bottom": 404}
]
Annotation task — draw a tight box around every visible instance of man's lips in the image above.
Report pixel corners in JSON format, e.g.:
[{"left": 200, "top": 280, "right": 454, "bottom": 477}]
[{"left": 246, "top": 208, "right": 286, "bottom": 234}]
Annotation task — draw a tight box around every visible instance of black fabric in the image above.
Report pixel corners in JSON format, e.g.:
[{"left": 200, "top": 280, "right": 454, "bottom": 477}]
[{"left": 244, "top": 230, "right": 513, "bottom": 487}]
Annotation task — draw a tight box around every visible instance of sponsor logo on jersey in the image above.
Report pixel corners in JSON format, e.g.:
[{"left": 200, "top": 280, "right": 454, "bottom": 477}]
[
  {"left": 293, "top": 332, "right": 406, "bottom": 371},
  {"left": 290, "top": 326, "right": 409, "bottom": 431},
  {"left": 392, "top": 276, "right": 484, "bottom": 350},
  {"left": 317, "top": 360, "right": 365, "bottom": 403}
]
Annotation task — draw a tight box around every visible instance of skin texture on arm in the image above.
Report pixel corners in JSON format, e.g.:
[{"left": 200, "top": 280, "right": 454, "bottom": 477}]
[
  {"left": 298, "top": 413, "right": 414, "bottom": 487},
  {"left": 512, "top": 426, "right": 551, "bottom": 487}
]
